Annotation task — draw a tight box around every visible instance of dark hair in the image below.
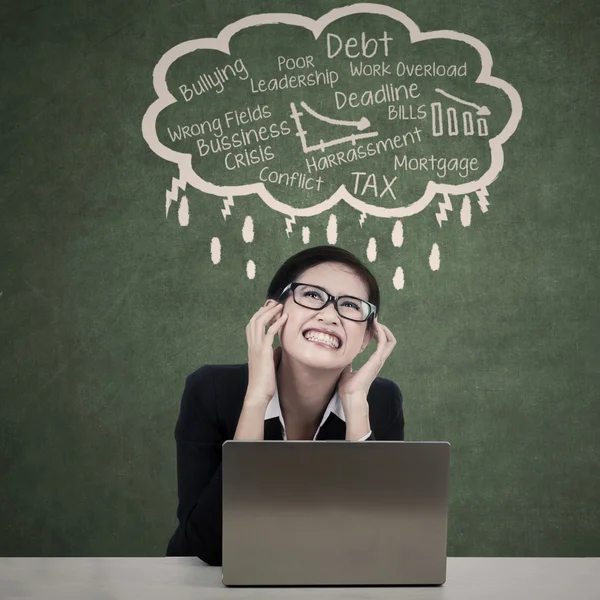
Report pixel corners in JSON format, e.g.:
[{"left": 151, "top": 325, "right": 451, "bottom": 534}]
[{"left": 266, "top": 245, "right": 380, "bottom": 328}]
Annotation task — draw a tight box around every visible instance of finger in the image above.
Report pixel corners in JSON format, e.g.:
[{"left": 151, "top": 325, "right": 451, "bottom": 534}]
[
  {"left": 372, "top": 331, "right": 394, "bottom": 363},
  {"left": 362, "top": 324, "right": 392, "bottom": 370},
  {"left": 351, "top": 323, "right": 396, "bottom": 381},
  {"left": 251, "top": 303, "right": 283, "bottom": 331},
  {"left": 251, "top": 301, "right": 281, "bottom": 321},
  {"left": 376, "top": 322, "right": 397, "bottom": 348},
  {"left": 248, "top": 306, "right": 276, "bottom": 330},
  {"left": 373, "top": 319, "right": 394, "bottom": 345},
  {"left": 265, "top": 312, "right": 288, "bottom": 342},
  {"left": 382, "top": 326, "right": 397, "bottom": 348},
  {"left": 372, "top": 324, "right": 396, "bottom": 363},
  {"left": 262, "top": 305, "right": 285, "bottom": 329},
  {"left": 247, "top": 303, "right": 283, "bottom": 344}
]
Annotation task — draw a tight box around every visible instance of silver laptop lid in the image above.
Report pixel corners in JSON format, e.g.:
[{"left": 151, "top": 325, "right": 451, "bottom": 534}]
[{"left": 222, "top": 441, "right": 451, "bottom": 586}]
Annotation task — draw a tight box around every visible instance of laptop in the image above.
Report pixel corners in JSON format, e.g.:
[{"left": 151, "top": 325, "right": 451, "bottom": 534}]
[{"left": 222, "top": 440, "right": 451, "bottom": 586}]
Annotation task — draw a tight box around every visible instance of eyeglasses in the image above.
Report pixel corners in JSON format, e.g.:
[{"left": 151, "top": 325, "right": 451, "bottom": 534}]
[{"left": 278, "top": 282, "right": 377, "bottom": 323}]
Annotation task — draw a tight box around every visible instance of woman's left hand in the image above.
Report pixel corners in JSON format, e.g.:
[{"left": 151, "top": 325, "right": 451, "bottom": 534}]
[{"left": 337, "top": 317, "right": 397, "bottom": 403}]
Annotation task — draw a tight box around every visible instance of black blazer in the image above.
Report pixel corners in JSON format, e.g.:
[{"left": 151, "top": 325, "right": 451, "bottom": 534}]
[{"left": 166, "top": 363, "right": 405, "bottom": 565}]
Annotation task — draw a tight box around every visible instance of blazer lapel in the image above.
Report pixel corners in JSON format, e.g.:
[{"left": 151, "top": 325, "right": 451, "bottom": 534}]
[{"left": 316, "top": 413, "right": 346, "bottom": 440}]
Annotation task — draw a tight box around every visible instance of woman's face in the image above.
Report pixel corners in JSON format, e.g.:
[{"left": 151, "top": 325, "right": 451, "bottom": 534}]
[{"left": 277, "top": 262, "right": 374, "bottom": 370}]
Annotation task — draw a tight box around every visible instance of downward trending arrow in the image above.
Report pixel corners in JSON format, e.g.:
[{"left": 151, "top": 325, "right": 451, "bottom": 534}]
[
  {"left": 300, "top": 101, "right": 371, "bottom": 130},
  {"left": 435, "top": 88, "right": 490, "bottom": 116}
]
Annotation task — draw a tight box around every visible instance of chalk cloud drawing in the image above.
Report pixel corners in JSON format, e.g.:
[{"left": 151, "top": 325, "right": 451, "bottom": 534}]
[{"left": 142, "top": 3, "right": 522, "bottom": 284}]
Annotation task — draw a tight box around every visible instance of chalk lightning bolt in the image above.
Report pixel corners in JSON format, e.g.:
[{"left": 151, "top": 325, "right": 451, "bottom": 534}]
[
  {"left": 221, "top": 196, "right": 235, "bottom": 220},
  {"left": 435, "top": 193, "right": 453, "bottom": 227},
  {"left": 165, "top": 175, "right": 187, "bottom": 217},
  {"left": 476, "top": 187, "right": 490, "bottom": 213},
  {"left": 285, "top": 215, "right": 296, "bottom": 237},
  {"left": 359, "top": 213, "right": 367, "bottom": 228}
]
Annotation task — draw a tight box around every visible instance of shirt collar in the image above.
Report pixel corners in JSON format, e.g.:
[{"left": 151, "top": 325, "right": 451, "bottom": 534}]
[{"left": 264, "top": 386, "right": 345, "bottom": 439}]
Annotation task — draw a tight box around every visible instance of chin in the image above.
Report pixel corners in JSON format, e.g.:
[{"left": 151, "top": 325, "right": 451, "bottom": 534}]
[{"left": 283, "top": 343, "right": 347, "bottom": 370}]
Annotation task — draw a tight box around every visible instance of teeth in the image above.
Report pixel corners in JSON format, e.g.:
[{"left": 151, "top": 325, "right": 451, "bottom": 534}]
[{"left": 304, "top": 331, "right": 340, "bottom": 349}]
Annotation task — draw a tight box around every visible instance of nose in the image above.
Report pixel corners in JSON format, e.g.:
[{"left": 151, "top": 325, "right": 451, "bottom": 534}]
[{"left": 316, "top": 300, "right": 340, "bottom": 324}]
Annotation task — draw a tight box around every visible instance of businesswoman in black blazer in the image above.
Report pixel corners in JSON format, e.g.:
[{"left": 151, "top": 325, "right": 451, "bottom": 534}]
[{"left": 166, "top": 245, "right": 405, "bottom": 565}]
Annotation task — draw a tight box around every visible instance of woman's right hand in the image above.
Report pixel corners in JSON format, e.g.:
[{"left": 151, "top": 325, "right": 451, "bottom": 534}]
[{"left": 244, "top": 299, "right": 288, "bottom": 407}]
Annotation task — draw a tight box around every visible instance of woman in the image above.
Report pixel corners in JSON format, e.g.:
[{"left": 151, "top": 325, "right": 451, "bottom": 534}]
[{"left": 166, "top": 245, "right": 405, "bottom": 565}]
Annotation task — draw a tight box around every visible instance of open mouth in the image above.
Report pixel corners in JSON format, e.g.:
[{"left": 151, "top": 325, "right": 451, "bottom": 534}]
[{"left": 303, "top": 329, "right": 342, "bottom": 350}]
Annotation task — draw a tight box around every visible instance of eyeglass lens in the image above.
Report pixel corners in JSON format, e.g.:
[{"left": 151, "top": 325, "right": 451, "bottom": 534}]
[{"left": 293, "top": 284, "right": 368, "bottom": 321}]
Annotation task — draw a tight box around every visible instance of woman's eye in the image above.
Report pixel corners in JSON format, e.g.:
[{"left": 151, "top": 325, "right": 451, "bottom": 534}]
[
  {"left": 304, "top": 291, "right": 321, "bottom": 299},
  {"left": 343, "top": 301, "right": 360, "bottom": 311}
]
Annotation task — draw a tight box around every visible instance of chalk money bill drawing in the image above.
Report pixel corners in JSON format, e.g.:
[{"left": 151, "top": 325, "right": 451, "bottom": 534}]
[{"left": 142, "top": 3, "right": 522, "bottom": 286}]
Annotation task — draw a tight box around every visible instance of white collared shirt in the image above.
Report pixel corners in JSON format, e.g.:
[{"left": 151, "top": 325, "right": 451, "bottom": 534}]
[{"left": 264, "top": 387, "right": 372, "bottom": 441}]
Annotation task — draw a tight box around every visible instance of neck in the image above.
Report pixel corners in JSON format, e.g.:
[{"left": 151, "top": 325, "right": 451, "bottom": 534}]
[{"left": 276, "top": 352, "right": 342, "bottom": 432}]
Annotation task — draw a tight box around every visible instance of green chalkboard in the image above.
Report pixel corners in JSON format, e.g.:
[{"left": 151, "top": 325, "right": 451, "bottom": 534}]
[{"left": 1, "top": 0, "right": 599, "bottom": 557}]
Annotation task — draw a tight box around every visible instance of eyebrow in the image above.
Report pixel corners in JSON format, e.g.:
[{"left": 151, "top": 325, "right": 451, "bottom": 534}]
[{"left": 302, "top": 283, "right": 368, "bottom": 300}]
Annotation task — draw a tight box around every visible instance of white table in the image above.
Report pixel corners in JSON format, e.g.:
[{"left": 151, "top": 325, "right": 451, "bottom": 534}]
[{"left": 1, "top": 557, "right": 598, "bottom": 600}]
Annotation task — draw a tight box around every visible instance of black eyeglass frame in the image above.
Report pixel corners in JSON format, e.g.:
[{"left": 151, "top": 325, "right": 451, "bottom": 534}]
[{"left": 277, "top": 282, "right": 377, "bottom": 323}]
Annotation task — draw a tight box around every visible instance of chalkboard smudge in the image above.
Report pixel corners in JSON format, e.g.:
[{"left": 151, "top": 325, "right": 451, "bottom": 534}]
[
  {"left": 243, "top": 216, "right": 254, "bottom": 243},
  {"left": 393, "top": 267, "right": 405, "bottom": 290},
  {"left": 367, "top": 238, "right": 377, "bottom": 262},
  {"left": 461, "top": 196, "right": 472, "bottom": 227},
  {"left": 178, "top": 195, "right": 189, "bottom": 226},
  {"left": 429, "top": 243, "right": 441, "bottom": 271},
  {"left": 302, "top": 227, "right": 310, "bottom": 244},
  {"left": 326, "top": 214, "right": 337, "bottom": 245},
  {"left": 247, "top": 260, "right": 256, "bottom": 280},
  {"left": 211, "top": 238, "right": 221, "bottom": 265},
  {"left": 392, "top": 220, "right": 404, "bottom": 247}
]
